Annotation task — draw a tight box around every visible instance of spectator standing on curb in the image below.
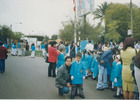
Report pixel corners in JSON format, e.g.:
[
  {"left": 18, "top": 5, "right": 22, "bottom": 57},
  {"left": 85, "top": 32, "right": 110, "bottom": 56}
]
[
  {"left": 25, "top": 42, "right": 29, "bottom": 56},
  {"left": 0, "top": 41, "right": 8, "bottom": 73},
  {"left": 48, "top": 41, "right": 60, "bottom": 78}
]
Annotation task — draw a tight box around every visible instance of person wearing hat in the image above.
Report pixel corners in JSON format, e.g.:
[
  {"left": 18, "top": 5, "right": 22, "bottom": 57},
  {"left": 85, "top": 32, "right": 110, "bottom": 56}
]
[
  {"left": 48, "top": 41, "right": 60, "bottom": 77},
  {"left": 70, "top": 52, "right": 86, "bottom": 99}
]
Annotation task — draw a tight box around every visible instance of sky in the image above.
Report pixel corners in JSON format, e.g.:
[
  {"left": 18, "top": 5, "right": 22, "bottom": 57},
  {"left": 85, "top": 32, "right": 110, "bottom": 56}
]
[{"left": 0, "top": 0, "right": 139, "bottom": 38}]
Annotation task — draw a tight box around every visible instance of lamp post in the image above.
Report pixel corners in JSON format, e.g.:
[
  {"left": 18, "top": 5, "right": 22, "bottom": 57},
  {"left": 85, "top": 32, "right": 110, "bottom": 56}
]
[
  {"left": 10, "top": 22, "right": 22, "bottom": 31},
  {"left": 130, "top": 0, "right": 133, "bottom": 36}
]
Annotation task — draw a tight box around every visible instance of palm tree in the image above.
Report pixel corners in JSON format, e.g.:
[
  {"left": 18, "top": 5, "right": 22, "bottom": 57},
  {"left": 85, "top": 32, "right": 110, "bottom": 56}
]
[
  {"left": 93, "top": 2, "right": 110, "bottom": 34},
  {"left": 94, "top": 2, "right": 109, "bottom": 21}
]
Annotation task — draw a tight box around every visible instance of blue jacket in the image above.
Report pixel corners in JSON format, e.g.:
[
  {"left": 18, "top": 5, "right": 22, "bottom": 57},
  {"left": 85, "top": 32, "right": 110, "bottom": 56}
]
[
  {"left": 11, "top": 43, "right": 14, "bottom": 48},
  {"left": 77, "top": 47, "right": 81, "bottom": 53},
  {"left": 70, "top": 60, "right": 86, "bottom": 84},
  {"left": 90, "top": 56, "right": 99, "bottom": 77},
  {"left": 18, "top": 43, "right": 21, "bottom": 48},
  {"left": 81, "top": 54, "right": 89, "bottom": 70},
  {"left": 41, "top": 44, "right": 45, "bottom": 49},
  {"left": 110, "top": 61, "right": 117, "bottom": 82},
  {"left": 31, "top": 46, "right": 35, "bottom": 51},
  {"left": 66, "top": 46, "right": 69, "bottom": 54},
  {"left": 88, "top": 55, "right": 93, "bottom": 68},
  {"left": 13, "top": 45, "right": 16, "bottom": 49},
  {"left": 3, "top": 44, "right": 8, "bottom": 49},
  {"left": 114, "top": 62, "right": 122, "bottom": 87},
  {"left": 57, "top": 53, "right": 65, "bottom": 69},
  {"left": 99, "top": 49, "right": 113, "bottom": 67}
]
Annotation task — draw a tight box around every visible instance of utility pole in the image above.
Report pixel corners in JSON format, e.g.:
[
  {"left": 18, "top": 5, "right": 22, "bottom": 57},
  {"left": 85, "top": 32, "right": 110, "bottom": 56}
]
[
  {"left": 73, "top": 0, "right": 77, "bottom": 43},
  {"left": 130, "top": 0, "right": 133, "bottom": 36}
]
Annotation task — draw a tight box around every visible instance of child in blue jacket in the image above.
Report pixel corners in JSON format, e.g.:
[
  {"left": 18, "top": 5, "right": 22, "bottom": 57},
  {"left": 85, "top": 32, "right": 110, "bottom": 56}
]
[
  {"left": 57, "top": 49, "right": 65, "bottom": 69},
  {"left": 113, "top": 55, "right": 123, "bottom": 98},
  {"left": 81, "top": 50, "right": 89, "bottom": 78},
  {"left": 110, "top": 60, "right": 117, "bottom": 91},
  {"left": 90, "top": 51, "right": 99, "bottom": 80},
  {"left": 87, "top": 51, "right": 94, "bottom": 77},
  {"left": 70, "top": 52, "right": 86, "bottom": 99}
]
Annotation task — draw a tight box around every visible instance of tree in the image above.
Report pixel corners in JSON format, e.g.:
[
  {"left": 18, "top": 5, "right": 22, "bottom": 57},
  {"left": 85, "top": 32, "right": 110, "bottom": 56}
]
[
  {"left": 59, "top": 19, "right": 104, "bottom": 42},
  {"left": 94, "top": 2, "right": 109, "bottom": 21},
  {"left": 105, "top": 21, "right": 121, "bottom": 42},
  {"left": 0, "top": 25, "right": 15, "bottom": 42},
  {"left": 93, "top": 2, "right": 110, "bottom": 34},
  {"left": 105, "top": 3, "right": 140, "bottom": 41},
  {"left": 59, "top": 24, "right": 74, "bottom": 42},
  {"left": 43, "top": 35, "right": 50, "bottom": 42},
  {"left": 14, "top": 32, "right": 24, "bottom": 41},
  {"left": 51, "top": 34, "right": 58, "bottom": 40}
]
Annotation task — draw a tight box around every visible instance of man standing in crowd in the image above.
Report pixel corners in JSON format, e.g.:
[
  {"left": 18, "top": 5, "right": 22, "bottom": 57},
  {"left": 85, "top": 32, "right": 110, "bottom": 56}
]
[
  {"left": 96, "top": 48, "right": 116, "bottom": 90},
  {"left": 0, "top": 41, "right": 8, "bottom": 73},
  {"left": 41, "top": 42, "right": 46, "bottom": 57},
  {"left": 55, "top": 56, "right": 72, "bottom": 95},
  {"left": 85, "top": 40, "right": 94, "bottom": 54},
  {"left": 25, "top": 42, "right": 29, "bottom": 56},
  {"left": 21, "top": 41, "right": 25, "bottom": 56}
]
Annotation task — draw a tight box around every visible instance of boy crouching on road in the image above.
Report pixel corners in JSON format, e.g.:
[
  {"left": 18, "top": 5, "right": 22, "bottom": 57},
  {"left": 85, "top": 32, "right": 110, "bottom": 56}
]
[{"left": 70, "top": 52, "right": 86, "bottom": 99}]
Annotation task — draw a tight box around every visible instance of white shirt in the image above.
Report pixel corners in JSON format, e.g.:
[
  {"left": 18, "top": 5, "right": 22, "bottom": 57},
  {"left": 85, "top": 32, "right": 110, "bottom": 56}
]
[
  {"left": 85, "top": 43, "right": 94, "bottom": 52},
  {"left": 135, "top": 43, "right": 140, "bottom": 49}
]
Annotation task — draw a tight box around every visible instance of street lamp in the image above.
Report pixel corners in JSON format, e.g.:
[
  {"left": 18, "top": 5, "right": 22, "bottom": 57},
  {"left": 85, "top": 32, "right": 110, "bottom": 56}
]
[
  {"left": 130, "top": 0, "right": 133, "bottom": 35},
  {"left": 10, "top": 22, "right": 22, "bottom": 31}
]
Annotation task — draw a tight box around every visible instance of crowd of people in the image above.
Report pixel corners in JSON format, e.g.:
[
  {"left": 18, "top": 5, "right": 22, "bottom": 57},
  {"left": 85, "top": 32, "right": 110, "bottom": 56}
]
[
  {"left": 0, "top": 38, "right": 140, "bottom": 99},
  {"left": 47, "top": 38, "right": 140, "bottom": 99}
]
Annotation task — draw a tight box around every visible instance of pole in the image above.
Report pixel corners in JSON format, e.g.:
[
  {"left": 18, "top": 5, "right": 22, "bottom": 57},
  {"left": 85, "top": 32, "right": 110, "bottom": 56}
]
[
  {"left": 10, "top": 25, "right": 12, "bottom": 30},
  {"left": 130, "top": 0, "right": 133, "bottom": 36},
  {"left": 73, "top": 0, "right": 77, "bottom": 43},
  {"left": 74, "top": 8, "right": 77, "bottom": 43},
  {"left": 84, "top": 15, "right": 87, "bottom": 40}
]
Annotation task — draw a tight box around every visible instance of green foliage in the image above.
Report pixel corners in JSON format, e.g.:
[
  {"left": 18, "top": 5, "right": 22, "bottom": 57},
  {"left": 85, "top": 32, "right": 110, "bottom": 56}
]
[
  {"left": 51, "top": 34, "right": 58, "bottom": 40},
  {"left": 59, "top": 19, "right": 104, "bottom": 42},
  {"left": 94, "top": 2, "right": 110, "bottom": 21},
  {"left": 14, "top": 32, "right": 24, "bottom": 41},
  {"left": 105, "top": 21, "right": 121, "bottom": 42},
  {"left": 105, "top": 3, "right": 140, "bottom": 42},
  {"left": 0, "top": 25, "right": 24, "bottom": 41},
  {"left": 43, "top": 35, "right": 50, "bottom": 42},
  {"left": 59, "top": 24, "right": 74, "bottom": 42},
  {"left": 0, "top": 25, "right": 15, "bottom": 39}
]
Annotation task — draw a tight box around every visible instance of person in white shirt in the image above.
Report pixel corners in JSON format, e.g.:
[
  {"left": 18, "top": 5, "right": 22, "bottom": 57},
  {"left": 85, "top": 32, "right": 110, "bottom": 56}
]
[{"left": 85, "top": 40, "right": 94, "bottom": 54}]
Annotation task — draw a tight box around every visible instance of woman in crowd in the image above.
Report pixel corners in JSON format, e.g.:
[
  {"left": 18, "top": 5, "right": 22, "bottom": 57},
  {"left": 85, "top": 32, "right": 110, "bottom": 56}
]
[
  {"left": 120, "top": 37, "right": 139, "bottom": 99},
  {"left": 48, "top": 41, "right": 60, "bottom": 78}
]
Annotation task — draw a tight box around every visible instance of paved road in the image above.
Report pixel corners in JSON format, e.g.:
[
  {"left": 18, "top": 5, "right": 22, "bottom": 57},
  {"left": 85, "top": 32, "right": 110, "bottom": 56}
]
[{"left": 0, "top": 55, "right": 119, "bottom": 99}]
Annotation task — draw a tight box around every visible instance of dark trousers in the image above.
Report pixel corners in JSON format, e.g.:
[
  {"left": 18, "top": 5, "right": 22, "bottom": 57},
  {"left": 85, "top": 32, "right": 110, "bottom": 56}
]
[
  {"left": 48, "top": 62, "right": 56, "bottom": 77},
  {"left": 0, "top": 59, "right": 5, "bottom": 73},
  {"left": 71, "top": 84, "right": 84, "bottom": 96}
]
